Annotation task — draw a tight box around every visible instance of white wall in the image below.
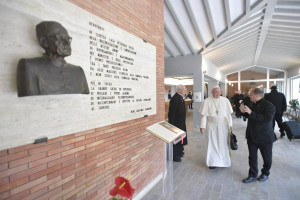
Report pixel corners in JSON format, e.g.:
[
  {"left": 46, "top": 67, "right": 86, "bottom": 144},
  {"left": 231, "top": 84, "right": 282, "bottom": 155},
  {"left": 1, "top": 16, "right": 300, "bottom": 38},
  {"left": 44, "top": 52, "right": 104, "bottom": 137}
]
[
  {"left": 202, "top": 56, "right": 225, "bottom": 83},
  {"left": 288, "top": 66, "right": 300, "bottom": 78}
]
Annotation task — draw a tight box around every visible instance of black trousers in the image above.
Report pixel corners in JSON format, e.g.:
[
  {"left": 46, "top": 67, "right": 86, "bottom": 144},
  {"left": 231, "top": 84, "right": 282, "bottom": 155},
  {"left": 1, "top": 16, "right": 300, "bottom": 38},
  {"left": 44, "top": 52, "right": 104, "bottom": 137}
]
[
  {"left": 173, "top": 142, "right": 183, "bottom": 159},
  {"left": 235, "top": 103, "right": 241, "bottom": 117},
  {"left": 272, "top": 113, "right": 285, "bottom": 134},
  {"left": 247, "top": 139, "right": 273, "bottom": 177}
]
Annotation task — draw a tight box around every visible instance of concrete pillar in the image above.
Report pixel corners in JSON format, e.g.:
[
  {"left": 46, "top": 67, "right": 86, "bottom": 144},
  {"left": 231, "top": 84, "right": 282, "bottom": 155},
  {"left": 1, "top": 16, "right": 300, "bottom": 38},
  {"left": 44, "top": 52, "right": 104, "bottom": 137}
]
[{"left": 193, "top": 71, "right": 204, "bottom": 129}]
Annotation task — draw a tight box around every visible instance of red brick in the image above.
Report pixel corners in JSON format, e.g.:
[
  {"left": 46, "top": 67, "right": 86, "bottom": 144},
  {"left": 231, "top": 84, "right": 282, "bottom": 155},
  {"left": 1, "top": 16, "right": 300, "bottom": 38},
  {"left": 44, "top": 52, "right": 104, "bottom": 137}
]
[
  {"left": 9, "top": 152, "right": 46, "bottom": 168},
  {"left": 48, "top": 174, "right": 75, "bottom": 190},
  {"left": 28, "top": 142, "right": 61, "bottom": 155},
  {"left": 47, "top": 144, "right": 74, "bottom": 156},
  {"left": 48, "top": 165, "right": 75, "bottom": 179},
  {"left": 62, "top": 174, "right": 86, "bottom": 190},
  {"left": 74, "top": 137, "right": 95, "bottom": 148},
  {"left": 7, "top": 142, "right": 43, "bottom": 154},
  {"left": 85, "top": 140, "right": 104, "bottom": 149},
  {"left": 24, "top": 187, "right": 48, "bottom": 200},
  {"left": 104, "top": 127, "right": 119, "bottom": 134},
  {"left": 10, "top": 164, "right": 46, "bottom": 182},
  {"left": 29, "top": 153, "right": 61, "bottom": 168},
  {"left": 0, "top": 177, "right": 28, "bottom": 193},
  {"left": 74, "top": 146, "right": 95, "bottom": 158},
  {"left": 74, "top": 128, "right": 95, "bottom": 137},
  {"left": 62, "top": 155, "right": 85, "bottom": 168},
  {"left": 37, "top": 186, "right": 62, "bottom": 200},
  {"left": 61, "top": 136, "right": 85, "bottom": 146},
  {"left": 0, "top": 164, "right": 28, "bottom": 179},
  {"left": 0, "top": 163, "right": 8, "bottom": 172},
  {"left": 30, "top": 175, "right": 61, "bottom": 193},
  {"left": 85, "top": 130, "right": 105, "bottom": 139},
  {"left": 61, "top": 146, "right": 85, "bottom": 157},
  {"left": 0, "top": 149, "right": 8, "bottom": 157},
  {"left": 7, "top": 189, "right": 29, "bottom": 200},
  {"left": 48, "top": 154, "right": 74, "bottom": 167},
  {"left": 0, "top": 151, "right": 28, "bottom": 164},
  {"left": 0, "top": 177, "right": 9, "bottom": 186},
  {"left": 30, "top": 164, "right": 61, "bottom": 181},
  {"left": 0, "top": 191, "right": 9, "bottom": 199},
  {"left": 10, "top": 175, "right": 47, "bottom": 195}
]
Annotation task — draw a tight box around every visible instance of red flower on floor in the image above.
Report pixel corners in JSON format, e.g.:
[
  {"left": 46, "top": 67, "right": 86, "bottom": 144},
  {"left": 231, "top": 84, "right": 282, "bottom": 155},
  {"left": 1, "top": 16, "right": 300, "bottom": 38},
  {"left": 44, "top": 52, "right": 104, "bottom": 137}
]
[{"left": 109, "top": 176, "right": 135, "bottom": 199}]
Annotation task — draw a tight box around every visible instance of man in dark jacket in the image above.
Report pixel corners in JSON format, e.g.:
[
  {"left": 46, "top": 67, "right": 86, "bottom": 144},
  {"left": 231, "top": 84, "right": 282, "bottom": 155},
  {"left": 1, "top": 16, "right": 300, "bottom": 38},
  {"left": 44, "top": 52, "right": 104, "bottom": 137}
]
[
  {"left": 240, "top": 88, "right": 276, "bottom": 183},
  {"left": 168, "top": 84, "right": 187, "bottom": 162},
  {"left": 264, "top": 86, "right": 287, "bottom": 137},
  {"left": 233, "top": 90, "right": 244, "bottom": 118}
]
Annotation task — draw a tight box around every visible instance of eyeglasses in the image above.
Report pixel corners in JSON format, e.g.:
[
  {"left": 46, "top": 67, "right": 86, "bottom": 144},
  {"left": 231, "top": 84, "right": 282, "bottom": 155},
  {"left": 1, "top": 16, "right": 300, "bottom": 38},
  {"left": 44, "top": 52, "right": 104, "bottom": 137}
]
[{"left": 50, "top": 33, "right": 72, "bottom": 44}]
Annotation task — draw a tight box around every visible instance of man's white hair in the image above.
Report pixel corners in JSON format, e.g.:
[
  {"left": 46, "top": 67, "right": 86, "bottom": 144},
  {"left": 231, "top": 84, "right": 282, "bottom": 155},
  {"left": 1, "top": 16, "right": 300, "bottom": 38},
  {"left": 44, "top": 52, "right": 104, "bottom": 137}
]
[
  {"left": 176, "top": 84, "right": 185, "bottom": 92},
  {"left": 211, "top": 86, "right": 220, "bottom": 91}
]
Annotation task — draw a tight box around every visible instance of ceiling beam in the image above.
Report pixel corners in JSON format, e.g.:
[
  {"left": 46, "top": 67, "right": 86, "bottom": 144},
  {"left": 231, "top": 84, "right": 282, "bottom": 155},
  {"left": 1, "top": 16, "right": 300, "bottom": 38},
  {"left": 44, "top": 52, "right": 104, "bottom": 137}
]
[
  {"left": 164, "top": 24, "right": 186, "bottom": 56},
  {"left": 246, "top": 0, "right": 251, "bottom": 14},
  {"left": 165, "top": 0, "right": 197, "bottom": 54},
  {"left": 204, "top": 30, "right": 259, "bottom": 54},
  {"left": 184, "top": 0, "right": 206, "bottom": 49},
  {"left": 202, "top": 0, "right": 267, "bottom": 54},
  {"left": 253, "top": 0, "right": 278, "bottom": 65},
  {"left": 164, "top": 42, "right": 176, "bottom": 57},
  {"left": 224, "top": 0, "right": 231, "bottom": 28},
  {"left": 204, "top": 0, "right": 218, "bottom": 40}
]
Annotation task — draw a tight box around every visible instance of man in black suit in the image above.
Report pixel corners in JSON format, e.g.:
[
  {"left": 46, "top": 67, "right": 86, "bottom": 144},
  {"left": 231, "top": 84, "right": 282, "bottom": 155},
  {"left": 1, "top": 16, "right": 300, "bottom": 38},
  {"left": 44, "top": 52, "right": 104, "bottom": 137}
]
[
  {"left": 240, "top": 88, "right": 276, "bottom": 183},
  {"left": 168, "top": 90, "right": 172, "bottom": 100},
  {"left": 187, "top": 91, "right": 193, "bottom": 109},
  {"left": 168, "top": 84, "right": 187, "bottom": 162},
  {"left": 233, "top": 90, "right": 244, "bottom": 118},
  {"left": 264, "top": 86, "right": 287, "bottom": 137}
]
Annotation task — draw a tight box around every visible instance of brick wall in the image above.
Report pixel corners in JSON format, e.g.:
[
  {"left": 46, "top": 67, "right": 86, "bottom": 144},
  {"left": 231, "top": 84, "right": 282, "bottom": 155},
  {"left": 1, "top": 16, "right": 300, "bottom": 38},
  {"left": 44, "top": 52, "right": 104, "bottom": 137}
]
[{"left": 0, "top": 1, "right": 165, "bottom": 199}]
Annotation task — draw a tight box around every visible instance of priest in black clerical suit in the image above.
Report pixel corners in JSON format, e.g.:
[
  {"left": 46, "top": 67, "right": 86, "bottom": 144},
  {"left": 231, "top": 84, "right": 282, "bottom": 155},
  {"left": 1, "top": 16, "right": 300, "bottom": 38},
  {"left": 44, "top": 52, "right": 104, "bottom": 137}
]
[
  {"left": 168, "top": 85, "right": 187, "bottom": 162},
  {"left": 17, "top": 21, "right": 89, "bottom": 97},
  {"left": 240, "top": 88, "right": 276, "bottom": 183}
]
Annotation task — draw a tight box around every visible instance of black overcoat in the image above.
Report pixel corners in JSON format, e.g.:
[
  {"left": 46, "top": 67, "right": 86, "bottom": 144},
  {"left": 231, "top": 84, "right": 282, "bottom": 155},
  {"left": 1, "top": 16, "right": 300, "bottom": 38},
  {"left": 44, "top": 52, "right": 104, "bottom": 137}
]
[
  {"left": 245, "top": 98, "right": 276, "bottom": 143},
  {"left": 264, "top": 90, "right": 287, "bottom": 114},
  {"left": 168, "top": 93, "right": 187, "bottom": 145}
]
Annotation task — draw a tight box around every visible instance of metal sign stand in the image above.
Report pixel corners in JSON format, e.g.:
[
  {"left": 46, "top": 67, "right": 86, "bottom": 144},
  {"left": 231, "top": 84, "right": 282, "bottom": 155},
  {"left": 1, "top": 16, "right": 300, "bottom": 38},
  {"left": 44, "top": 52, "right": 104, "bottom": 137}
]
[{"left": 163, "top": 143, "right": 173, "bottom": 200}]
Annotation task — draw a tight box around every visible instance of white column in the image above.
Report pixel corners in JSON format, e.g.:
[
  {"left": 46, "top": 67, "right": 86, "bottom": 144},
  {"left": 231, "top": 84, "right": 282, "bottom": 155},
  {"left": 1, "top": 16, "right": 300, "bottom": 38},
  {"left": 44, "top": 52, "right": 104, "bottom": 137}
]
[
  {"left": 267, "top": 68, "right": 270, "bottom": 92},
  {"left": 238, "top": 71, "right": 241, "bottom": 90}
]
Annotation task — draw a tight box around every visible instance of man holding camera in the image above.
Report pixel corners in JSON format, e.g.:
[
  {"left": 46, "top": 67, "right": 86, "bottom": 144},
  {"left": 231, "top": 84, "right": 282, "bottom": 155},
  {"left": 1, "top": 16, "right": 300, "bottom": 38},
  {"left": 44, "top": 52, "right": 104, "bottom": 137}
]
[{"left": 240, "top": 88, "right": 276, "bottom": 183}]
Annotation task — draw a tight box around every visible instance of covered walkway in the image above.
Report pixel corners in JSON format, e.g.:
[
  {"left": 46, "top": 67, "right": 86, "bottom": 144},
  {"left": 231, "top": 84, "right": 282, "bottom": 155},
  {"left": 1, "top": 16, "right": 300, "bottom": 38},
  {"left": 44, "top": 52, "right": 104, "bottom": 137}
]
[{"left": 145, "top": 110, "right": 300, "bottom": 200}]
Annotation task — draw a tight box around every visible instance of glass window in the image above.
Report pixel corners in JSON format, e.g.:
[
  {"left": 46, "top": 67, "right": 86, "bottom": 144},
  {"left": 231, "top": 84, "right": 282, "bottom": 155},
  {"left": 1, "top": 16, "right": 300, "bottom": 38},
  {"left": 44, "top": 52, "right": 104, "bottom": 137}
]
[
  {"left": 291, "top": 77, "right": 300, "bottom": 101},
  {"left": 227, "top": 73, "right": 238, "bottom": 81},
  {"left": 241, "top": 82, "right": 267, "bottom": 94},
  {"left": 241, "top": 67, "right": 267, "bottom": 80},
  {"left": 269, "top": 69, "right": 284, "bottom": 79},
  {"left": 227, "top": 82, "right": 238, "bottom": 98},
  {"left": 269, "top": 81, "right": 284, "bottom": 93}
]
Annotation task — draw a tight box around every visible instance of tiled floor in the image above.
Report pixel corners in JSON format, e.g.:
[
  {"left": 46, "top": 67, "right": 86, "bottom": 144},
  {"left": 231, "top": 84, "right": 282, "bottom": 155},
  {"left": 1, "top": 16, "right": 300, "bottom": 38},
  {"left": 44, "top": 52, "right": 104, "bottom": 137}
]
[{"left": 144, "top": 110, "right": 300, "bottom": 200}]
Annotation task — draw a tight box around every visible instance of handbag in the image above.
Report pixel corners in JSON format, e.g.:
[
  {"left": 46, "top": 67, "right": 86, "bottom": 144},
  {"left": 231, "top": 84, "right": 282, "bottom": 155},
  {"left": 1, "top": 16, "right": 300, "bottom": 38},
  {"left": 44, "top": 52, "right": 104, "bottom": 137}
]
[{"left": 230, "top": 132, "right": 238, "bottom": 150}]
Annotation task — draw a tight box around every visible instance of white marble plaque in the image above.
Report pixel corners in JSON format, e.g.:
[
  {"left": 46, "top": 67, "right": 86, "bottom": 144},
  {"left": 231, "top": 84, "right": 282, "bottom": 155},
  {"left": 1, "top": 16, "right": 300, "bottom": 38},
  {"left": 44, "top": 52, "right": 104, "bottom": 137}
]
[{"left": 0, "top": 0, "right": 156, "bottom": 150}]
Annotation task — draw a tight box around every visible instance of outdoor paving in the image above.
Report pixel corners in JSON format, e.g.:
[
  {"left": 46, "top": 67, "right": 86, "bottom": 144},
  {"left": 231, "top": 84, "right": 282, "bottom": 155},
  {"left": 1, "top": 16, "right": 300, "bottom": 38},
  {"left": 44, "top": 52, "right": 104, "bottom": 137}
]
[{"left": 144, "top": 110, "right": 300, "bottom": 200}]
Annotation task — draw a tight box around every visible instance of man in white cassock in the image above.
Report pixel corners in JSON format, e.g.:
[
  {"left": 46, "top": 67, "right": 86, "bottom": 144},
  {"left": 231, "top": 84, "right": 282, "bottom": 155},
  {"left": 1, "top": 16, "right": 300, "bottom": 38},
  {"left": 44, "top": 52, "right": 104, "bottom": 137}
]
[{"left": 199, "top": 86, "right": 233, "bottom": 169}]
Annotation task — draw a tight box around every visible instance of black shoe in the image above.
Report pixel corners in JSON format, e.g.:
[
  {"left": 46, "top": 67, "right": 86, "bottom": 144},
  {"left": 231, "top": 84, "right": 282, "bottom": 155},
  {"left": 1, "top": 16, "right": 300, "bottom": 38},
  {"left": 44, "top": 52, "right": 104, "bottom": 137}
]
[
  {"left": 209, "top": 166, "right": 216, "bottom": 169},
  {"left": 242, "top": 176, "right": 257, "bottom": 183},
  {"left": 280, "top": 131, "right": 285, "bottom": 138},
  {"left": 173, "top": 157, "right": 182, "bottom": 162},
  {"left": 257, "top": 174, "right": 268, "bottom": 182}
]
